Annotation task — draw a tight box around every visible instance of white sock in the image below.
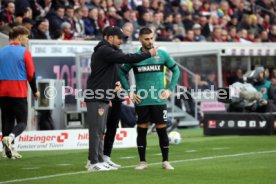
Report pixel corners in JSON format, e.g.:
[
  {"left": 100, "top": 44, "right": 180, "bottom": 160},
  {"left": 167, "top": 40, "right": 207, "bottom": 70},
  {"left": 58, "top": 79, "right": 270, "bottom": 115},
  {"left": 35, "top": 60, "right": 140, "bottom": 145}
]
[{"left": 9, "top": 133, "right": 15, "bottom": 141}]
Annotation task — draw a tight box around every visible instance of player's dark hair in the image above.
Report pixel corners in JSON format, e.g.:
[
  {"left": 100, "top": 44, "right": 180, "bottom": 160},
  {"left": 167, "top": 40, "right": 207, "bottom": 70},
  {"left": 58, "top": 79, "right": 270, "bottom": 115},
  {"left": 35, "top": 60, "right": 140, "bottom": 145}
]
[{"left": 139, "top": 27, "right": 153, "bottom": 36}]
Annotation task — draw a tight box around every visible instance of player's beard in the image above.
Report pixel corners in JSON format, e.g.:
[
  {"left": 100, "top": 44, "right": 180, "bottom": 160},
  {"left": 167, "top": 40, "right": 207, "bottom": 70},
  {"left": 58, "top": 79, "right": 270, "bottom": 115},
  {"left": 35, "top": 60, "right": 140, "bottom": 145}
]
[{"left": 142, "top": 43, "right": 153, "bottom": 51}]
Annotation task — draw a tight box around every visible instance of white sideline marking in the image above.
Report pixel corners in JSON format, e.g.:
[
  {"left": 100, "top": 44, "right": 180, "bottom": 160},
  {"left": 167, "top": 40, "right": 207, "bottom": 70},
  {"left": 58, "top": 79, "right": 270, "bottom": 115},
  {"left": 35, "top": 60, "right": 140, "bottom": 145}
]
[
  {"left": 185, "top": 150, "right": 197, "bottom": 153},
  {"left": 56, "top": 164, "right": 72, "bottom": 167},
  {"left": 119, "top": 156, "right": 135, "bottom": 159},
  {"left": 21, "top": 167, "right": 40, "bottom": 170},
  {"left": 153, "top": 153, "right": 162, "bottom": 156},
  {"left": 1, "top": 150, "right": 276, "bottom": 184},
  {"left": 211, "top": 147, "right": 229, "bottom": 150}
]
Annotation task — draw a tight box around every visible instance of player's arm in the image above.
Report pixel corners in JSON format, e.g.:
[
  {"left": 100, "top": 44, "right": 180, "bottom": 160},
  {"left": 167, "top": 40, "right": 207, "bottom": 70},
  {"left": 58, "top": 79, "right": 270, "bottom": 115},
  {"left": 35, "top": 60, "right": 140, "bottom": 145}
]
[
  {"left": 119, "top": 64, "right": 141, "bottom": 104},
  {"left": 119, "top": 64, "right": 132, "bottom": 91},
  {"left": 102, "top": 46, "right": 158, "bottom": 64},
  {"left": 164, "top": 51, "right": 180, "bottom": 92},
  {"left": 24, "top": 50, "right": 39, "bottom": 99}
]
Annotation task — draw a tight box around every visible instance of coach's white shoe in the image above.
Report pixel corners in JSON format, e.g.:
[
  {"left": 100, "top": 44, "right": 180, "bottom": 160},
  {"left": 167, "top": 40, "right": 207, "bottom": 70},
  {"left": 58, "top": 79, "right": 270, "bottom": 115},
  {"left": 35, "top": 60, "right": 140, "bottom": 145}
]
[
  {"left": 162, "top": 161, "right": 174, "bottom": 170},
  {"left": 135, "top": 161, "right": 148, "bottom": 170},
  {"left": 87, "top": 163, "right": 110, "bottom": 172},
  {"left": 101, "top": 162, "right": 118, "bottom": 170},
  {"left": 2, "top": 136, "right": 12, "bottom": 159},
  {"left": 11, "top": 150, "right": 22, "bottom": 159},
  {"left": 103, "top": 155, "right": 121, "bottom": 168},
  {"left": 85, "top": 160, "right": 91, "bottom": 169}
]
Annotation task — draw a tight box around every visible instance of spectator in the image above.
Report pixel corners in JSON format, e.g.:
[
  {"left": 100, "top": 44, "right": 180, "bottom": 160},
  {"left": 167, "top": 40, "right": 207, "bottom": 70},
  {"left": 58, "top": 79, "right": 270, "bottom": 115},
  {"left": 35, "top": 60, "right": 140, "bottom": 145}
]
[
  {"left": 221, "top": 29, "right": 228, "bottom": 42},
  {"left": 247, "top": 30, "right": 256, "bottom": 42},
  {"left": 32, "top": 18, "right": 51, "bottom": 40},
  {"left": 268, "top": 24, "right": 276, "bottom": 42},
  {"left": 38, "top": 0, "right": 52, "bottom": 17},
  {"left": 209, "top": 13, "right": 220, "bottom": 31},
  {"left": 74, "top": 7, "right": 85, "bottom": 37},
  {"left": 150, "top": 0, "right": 159, "bottom": 12},
  {"left": 150, "top": 11, "right": 163, "bottom": 32},
  {"left": 138, "top": 11, "right": 152, "bottom": 27},
  {"left": 239, "top": 28, "right": 250, "bottom": 43},
  {"left": 106, "top": 6, "right": 123, "bottom": 27},
  {"left": 199, "top": 14, "right": 211, "bottom": 38},
  {"left": 15, "top": 7, "right": 33, "bottom": 24},
  {"left": 228, "top": 26, "right": 240, "bottom": 42},
  {"left": 209, "top": 1, "right": 219, "bottom": 16},
  {"left": 128, "top": 10, "right": 139, "bottom": 38},
  {"left": 0, "top": 0, "right": 274, "bottom": 42},
  {"left": 60, "top": 21, "right": 74, "bottom": 40},
  {"left": 97, "top": 8, "right": 109, "bottom": 31},
  {"left": 173, "top": 13, "right": 185, "bottom": 36},
  {"left": 193, "top": 23, "right": 205, "bottom": 42},
  {"left": 0, "top": 1, "right": 15, "bottom": 26},
  {"left": 99, "top": 0, "right": 108, "bottom": 12},
  {"left": 183, "top": 29, "right": 194, "bottom": 42},
  {"left": 253, "top": 67, "right": 272, "bottom": 112},
  {"left": 193, "top": 0, "right": 202, "bottom": 17},
  {"left": 210, "top": 26, "right": 222, "bottom": 42},
  {"left": 47, "top": 6, "right": 66, "bottom": 38},
  {"left": 89, "top": 0, "right": 101, "bottom": 9},
  {"left": 65, "top": 5, "right": 75, "bottom": 32},
  {"left": 257, "top": 16, "right": 266, "bottom": 33},
  {"left": 203, "top": 70, "right": 217, "bottom": 90},
  {"left": 237, "top": 1, "right": 253, "bottom": 20},
  {"left": 51, "top": 0, "right": 73, "bottom": 10},
  {"left": 227, "top": 15, "right": 239, "bottom": 30},
  {"left": 81, "top": 5, "right": 89, "bottom": 19},
  {"left": 83, "top": 7, "right": 100, "bottom": 38},
  {"left": 260, "top": 30, "right": 269, "bottom": 42},
  {"left": 183, "top": 11, "right": 194, "bottom": 31},
  {"left": 122, "top": 22, "right": 134, "bottom": 43},
  {"left": 121, "top": 8, "right": 131, "bottom": 24},
  {"left": 22, "top": 17, "right": 33, "bottom": 33},
  {"left": 219, "top": 0, "right": 233, "bottom": 16},
  {"left": 228, "top": 68, "right": 244, "bottom": 85},
  {"left": 179, "top": 1, "right": 189, "bottom": 17},
  {"left": 163, "top": 13, "right": 174, "bottom": 32},
  {"left": 14, "top": 0, "right": 30, "bottom": 18},
  {"left": 136, "top": 0, "right": 150, "bottom": 16}
]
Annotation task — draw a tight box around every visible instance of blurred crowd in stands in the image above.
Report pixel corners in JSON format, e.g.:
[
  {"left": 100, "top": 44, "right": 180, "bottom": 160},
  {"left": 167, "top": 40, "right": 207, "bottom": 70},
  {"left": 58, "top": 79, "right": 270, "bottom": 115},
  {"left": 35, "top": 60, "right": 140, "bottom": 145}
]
[{"left": 0, "top": 0, "right": 275, "bottom": 42}]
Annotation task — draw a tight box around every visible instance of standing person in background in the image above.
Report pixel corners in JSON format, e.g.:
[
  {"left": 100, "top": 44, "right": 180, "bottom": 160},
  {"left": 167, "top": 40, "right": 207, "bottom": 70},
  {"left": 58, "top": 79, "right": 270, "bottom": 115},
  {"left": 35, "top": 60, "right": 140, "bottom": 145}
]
[
  {"left": 119, "top": 27, "right": 180, "bottom": 170},
  {"left": 253, "top": 67, "right": 272, "bottom": 112},
  {"left": 0, "top": 26, "right": 40, "bottom": 159},
  {"left": 85, "top": 26, "right": 159, "bottom": 172}
]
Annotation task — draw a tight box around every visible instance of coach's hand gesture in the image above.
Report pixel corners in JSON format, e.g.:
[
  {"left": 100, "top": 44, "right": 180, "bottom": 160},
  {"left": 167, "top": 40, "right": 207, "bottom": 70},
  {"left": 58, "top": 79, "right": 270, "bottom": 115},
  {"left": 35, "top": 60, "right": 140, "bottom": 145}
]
[
  {"left": 129, "top": 92, "right": 141, "bottom": 104},
  {"left": 149, "top": 46, "right": 159, "bottom": 56},
  {"left": 114, "top": 81, "right": 122, "bottom": 92}
]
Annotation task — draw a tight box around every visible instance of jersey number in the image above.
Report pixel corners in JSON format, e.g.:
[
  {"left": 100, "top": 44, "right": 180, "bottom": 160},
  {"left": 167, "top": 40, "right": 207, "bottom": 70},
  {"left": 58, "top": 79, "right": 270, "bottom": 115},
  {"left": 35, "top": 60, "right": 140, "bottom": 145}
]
[{"left": 163, "top": 110, "right": 167, "bottom": 120}]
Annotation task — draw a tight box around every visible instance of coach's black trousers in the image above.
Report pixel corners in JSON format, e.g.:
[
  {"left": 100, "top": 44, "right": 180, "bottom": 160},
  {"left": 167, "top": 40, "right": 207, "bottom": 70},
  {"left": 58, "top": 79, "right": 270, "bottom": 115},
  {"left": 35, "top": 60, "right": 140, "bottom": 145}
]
[
  {"left": 103, "top": 100, "right": 122, "bottom": 157},
  {"left": 0, "top": 97, "right": 28, "bottom": 138}
]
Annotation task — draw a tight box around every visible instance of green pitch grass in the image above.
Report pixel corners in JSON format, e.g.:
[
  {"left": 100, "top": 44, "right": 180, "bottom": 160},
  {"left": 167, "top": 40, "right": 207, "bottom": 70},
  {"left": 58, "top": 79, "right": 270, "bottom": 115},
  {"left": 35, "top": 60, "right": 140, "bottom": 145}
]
[{"left": 1, "top": 128, "right": 276, "bottom": 184}]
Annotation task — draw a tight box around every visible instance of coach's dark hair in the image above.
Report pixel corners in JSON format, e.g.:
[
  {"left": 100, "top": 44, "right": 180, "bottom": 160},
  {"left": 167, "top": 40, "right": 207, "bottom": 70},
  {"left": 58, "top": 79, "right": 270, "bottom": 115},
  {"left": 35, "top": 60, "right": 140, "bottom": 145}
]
[
  {"left": 9, "top": 26, "right": 30, "bottom": 40},
  {"left": 139, "top": 27, "right": 153, "bottom": 36}
]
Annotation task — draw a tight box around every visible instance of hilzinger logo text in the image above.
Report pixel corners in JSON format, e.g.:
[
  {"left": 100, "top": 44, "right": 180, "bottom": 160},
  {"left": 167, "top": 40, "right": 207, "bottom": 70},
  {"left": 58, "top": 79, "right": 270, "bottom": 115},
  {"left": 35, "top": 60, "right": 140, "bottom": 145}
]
[{"left": 18, "top": 133, "right": 68, "bottom": 143}]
